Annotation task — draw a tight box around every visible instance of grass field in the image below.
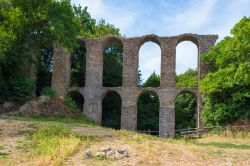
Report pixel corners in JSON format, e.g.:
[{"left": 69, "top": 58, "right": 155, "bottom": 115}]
[{"left": 0, "top": 116, "right": 250, "bottom": 166}]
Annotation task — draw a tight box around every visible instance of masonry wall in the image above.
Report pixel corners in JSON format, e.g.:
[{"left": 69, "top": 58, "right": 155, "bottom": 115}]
[{"left": 52, "top": 33, "right": 218, "bottom": 137}]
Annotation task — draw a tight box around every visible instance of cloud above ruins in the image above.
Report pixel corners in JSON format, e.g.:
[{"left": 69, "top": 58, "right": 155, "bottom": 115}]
[{"left": 71, "top": 0, "right": 250, "bottom": 79}]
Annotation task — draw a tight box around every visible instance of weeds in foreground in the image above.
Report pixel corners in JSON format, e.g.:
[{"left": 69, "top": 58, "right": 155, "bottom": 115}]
[{"left": 17, "top": 125, "right": 94, "bottom": 166}]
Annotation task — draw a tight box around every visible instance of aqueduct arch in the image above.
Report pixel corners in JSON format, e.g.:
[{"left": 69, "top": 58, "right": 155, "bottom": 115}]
[{"left": 51, "top": 33, "right": 218, "bottom": 137}]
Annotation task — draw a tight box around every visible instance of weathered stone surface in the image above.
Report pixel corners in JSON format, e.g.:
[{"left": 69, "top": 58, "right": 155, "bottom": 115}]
[
  {"left": 100, "top": 147, "right": 112, "bottom": 153},
  {"left": 3, "top": 96, "right": 78, "bottom": 118},
  {"left": 52, "top": 34, "right": 218, "bottom": 137},
  {"left": 83, "top": 149, "right": 93, "bottom": 159},
  {"left": 115, "top": 149, "right": 129, "bottom": 159},
  {"left": 96, "top": 147, "right": 129, "bottom": 159},
  {"left": 106, "top": 150, "right": 116, "bottom": 159},
  {"left": 0, "top": 101, "right": 20, "bottom": 114},
  {"left": 96, "top": 151, "right": 106, "bottom": 157}
]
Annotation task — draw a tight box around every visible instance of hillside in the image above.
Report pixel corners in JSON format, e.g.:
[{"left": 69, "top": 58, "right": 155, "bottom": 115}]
[{"left": 0, "top": 116, "right": 250, "bottom": 166}]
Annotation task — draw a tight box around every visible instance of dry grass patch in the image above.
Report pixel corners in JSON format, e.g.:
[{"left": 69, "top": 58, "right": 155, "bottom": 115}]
[{"left": 1, "top": 118, "right": 250, "bottom": 165}]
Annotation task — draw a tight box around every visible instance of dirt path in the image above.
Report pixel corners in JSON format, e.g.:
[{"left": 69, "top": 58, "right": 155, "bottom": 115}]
[{"left": 0, "top": 119, "right": 35, "bottom": 165}]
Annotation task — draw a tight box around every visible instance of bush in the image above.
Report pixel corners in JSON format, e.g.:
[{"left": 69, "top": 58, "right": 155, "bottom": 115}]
[
  {"left": 0, "top": 73, "right": 6, "bottom": 103},
  {"left": 41, "top": 87, "right": 58, "bottom": 98},
  {"left": 8, "top": 77, "right": 35, "bottom": 103},
  {"left": 64, "top": 96, "right": 79, "bottom": 113}
]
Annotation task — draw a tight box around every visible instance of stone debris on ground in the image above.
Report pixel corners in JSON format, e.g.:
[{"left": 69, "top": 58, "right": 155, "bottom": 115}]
[
  {"left": 82, "top": 149, "right": 93, "bottom": 159},
  {"left": 83, "top": 147, "right": 129, "bottom": 160}
]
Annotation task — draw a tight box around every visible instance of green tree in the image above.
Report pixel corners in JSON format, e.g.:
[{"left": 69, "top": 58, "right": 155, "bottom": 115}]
[
  {"left": 175, "top": 93, "right": 196, "bottom": 130},
  {"left": 175, "top": 69, "right": 197, "bottom": 130},
  {"left": 176, "top": 69, "right": 197, "bottom": 88},
  {"left": 143, "top": 72, "right": 160, "bottom": 87},
  {"left": 70, "top": 6, "right": 121, "bottom": 88},
  {"left": 137, "top": 90, "right": 160, "bottom": 132},
  {"left": 137, "top": 73, "right": 160, "bottom": 132},
  {"left": 102, "top": 42, "right": 123, "bottom": 87},
  {"left": 136, "top": 70, "right": 198, "bottom": 132},
  {"left": 0, "top": 0, "right": 122, "bottom": 101},
  {"left": 102, "top": 91, "right": 121, "bottom": 129},
  {"left": 200, "top": 17, "right": 250, "bottom": 126},
  {"left": 0, "top": 0, "right": 80, "bottom": 102}
]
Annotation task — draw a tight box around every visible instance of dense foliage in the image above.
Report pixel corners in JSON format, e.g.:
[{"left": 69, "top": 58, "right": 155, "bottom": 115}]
[
  {"left": 175, "top": 69, "right": 197, "bottom": 130},
  {"left": 103, "top": 42, "right": 123, "bottom": 87},
  {"left": 102, "top": 91, "right": 121, "bottom": 129},
  {"left": 0, "top": 0, "right": 79, "bottom": 102},
  {"left": 137, "top": 72, "right": 160, "bottom": 132},
  {"left": 200, "top": 17, "right": 250, "bottom": 126},
  {"left": 136, "top": 70, "right": 197, "bottom": 131},
  {"left": 176, "top": 69, "right": 198, "bottom": 88},
  {"left": 0, "top": 0, "right": 121, "bottom": 102}
]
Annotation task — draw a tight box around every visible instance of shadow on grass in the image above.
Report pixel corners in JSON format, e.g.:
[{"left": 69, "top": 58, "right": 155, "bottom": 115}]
[
  {"left": 0, "top": 115, "right": 96, "bottom": 127},
  {"left": 193, "top": 141, "right": 250, "bottom": 150}
]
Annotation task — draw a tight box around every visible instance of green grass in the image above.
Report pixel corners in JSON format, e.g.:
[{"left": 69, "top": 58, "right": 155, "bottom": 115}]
[
  {"left": 17, "top": 125, "right": 92, "bottom": 166},
  {"left": 1, "top": 115, "right": 96, "bottom": 127},
  {"left": 192, "top": 141, "right": 250, "bottom": 150},
  {"left": 0, "top": 144, "right": 4, "bottom": 150},
  {"left": 0, "top": 152, "right": 8, "bottom": 157}
]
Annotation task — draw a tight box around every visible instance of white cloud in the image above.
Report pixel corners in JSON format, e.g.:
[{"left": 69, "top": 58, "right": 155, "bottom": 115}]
[
  {"left": 71, "top": 0, "right": 136, "bottom": 34},
  {"left": 176, "top": 41, "right": 198, "bottom": 74},
  {"left": 202, "top": 0, "right": 250, "bottom": 41},
  {"left": 162, "top": 0, "right": 217, "bottom": 35},
  {"left": 139, "top": 42, "right": 161, "bottom": 81},
  {"left": 72, "top": 0, "right": 250, "bottom": 79}
]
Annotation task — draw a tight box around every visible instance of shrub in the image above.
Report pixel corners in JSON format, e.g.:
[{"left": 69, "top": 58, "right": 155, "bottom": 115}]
[
  {"left": 64, "top": 96, "right": 79, "bottom": 113},
  {"left": 8, "top": 77, "right": 35, "bottom": 103},
  {"left": 0, "top": 73, "right": 6, "bottom": 103},
  {"left": 41, "top": 87, "right": 58, "bottom": 98}
]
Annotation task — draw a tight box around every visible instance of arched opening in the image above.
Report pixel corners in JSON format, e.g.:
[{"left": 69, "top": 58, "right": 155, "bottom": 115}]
[
  {"left": 36, "top": 46, "right": 54, "bottom": 96},
  {"left": 102, "top": 91, "right": 122, "bottom": 129},
  {"left": 175, "top": 92, "right": 197, "bottom": 130},
  {"left": 137, "top": 91, "right": 159, "bottom": 135},
  {"left": 70, "top": 42, "right": 86, "bottom": 87},
  {"left": 138, "top": 41, "right": 161, "bottom": 86},
  {"left": 176, "top": 41, "right": 198, "bottom": 88},
  {"left": 66, "top": 91, "right": 85, "bottom": 112},
  {"left": 102, "top": 39, "right": 123, "bottom": 87}
]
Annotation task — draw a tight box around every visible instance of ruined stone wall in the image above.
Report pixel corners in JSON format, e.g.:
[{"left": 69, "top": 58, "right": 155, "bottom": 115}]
[{"left": 52, "top": 33, "right": 218, "bottom": 137}]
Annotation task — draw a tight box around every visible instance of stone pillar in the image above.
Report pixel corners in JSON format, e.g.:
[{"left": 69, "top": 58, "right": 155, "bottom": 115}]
[
  {"left": 122, "top": 39, "right": 139, "bottom": 87},
  {"left": 198, "top": 35, "right": 218, "bottom": 80},
  {"left": 121, "top": 38, "right": 139, "bottom": 130},
  {"left": 159, "top": 89, "right": 176, "bottom": 137},
  {"left": 51, "top": 46, "right": 71, "bottom": 96},
  {"left": 196, "top": 35, "right": 218, "bottom": 128},
  {"left": 161, "top": 38, "right": 177, "bottom": 88},
  {"left": 196, "top": 94, "right": 203, "bottom": 128},
  {"left": 83, "top": 40, "right": 103, "bottom": 124},
  {"left": 121, "top": 88, "right": 137, "bottom": 130}
]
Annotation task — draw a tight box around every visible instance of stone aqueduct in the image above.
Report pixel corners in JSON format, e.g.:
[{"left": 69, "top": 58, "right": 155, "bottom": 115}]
[{"left": 51, "top": 33, "right": 218, "bottom": 137}]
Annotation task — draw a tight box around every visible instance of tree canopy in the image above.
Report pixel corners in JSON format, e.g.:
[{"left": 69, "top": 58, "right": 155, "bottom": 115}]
[
  {"left": 0, "top": 0, "right": 121, "bottom": 101},
  {"left": 200, "top": 16, "right": 250, "bottom": 126}
]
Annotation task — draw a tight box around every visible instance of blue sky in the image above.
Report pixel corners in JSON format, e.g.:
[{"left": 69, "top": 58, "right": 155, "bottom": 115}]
[{"left": 71, "top": 0, "right": 250, "bottom": 81}]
